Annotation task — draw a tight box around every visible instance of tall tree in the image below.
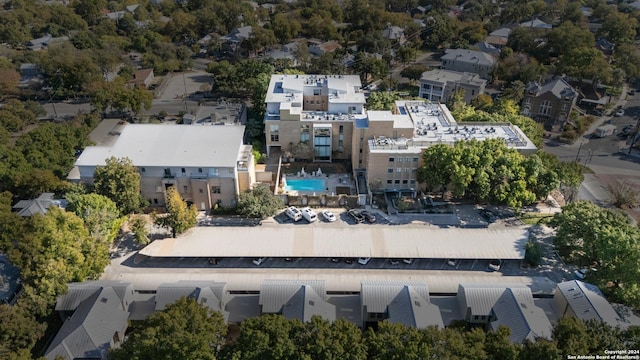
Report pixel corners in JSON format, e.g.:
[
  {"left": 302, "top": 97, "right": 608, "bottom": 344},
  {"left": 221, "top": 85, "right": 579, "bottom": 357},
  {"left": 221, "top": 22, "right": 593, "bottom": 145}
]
[
  {"left": 93, "top": 157, "right": 147, "bottom": 215},
  {"left": 153, "top": 186, "right": 198, "bottom": 238},
  {"left": 66, "top": 193, "right": 125, "bottom": 246},
  {"left": 108, "top": 297, "right": 227, "bottom": 360},
  {"left": 236, "top": 185, "right": 284, "bottom": 219}
]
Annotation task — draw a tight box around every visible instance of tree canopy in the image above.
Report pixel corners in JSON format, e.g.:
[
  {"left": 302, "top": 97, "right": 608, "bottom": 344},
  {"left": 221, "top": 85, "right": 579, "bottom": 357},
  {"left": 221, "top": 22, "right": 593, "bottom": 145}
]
[
  {"left": 108, "top": 297, "right": 228, "bottom": 360},
  {"left": 153, "top": 186, "right": 198, "bottom": 238},
  {"left": 66, "top": 192, "right": 125, "bottom": 246},
  {"left": 236, "top": 185, "right": 284, "bottom": 219},
  {"left": 93, "top": 157, "right": 147, "bottom": 215}
]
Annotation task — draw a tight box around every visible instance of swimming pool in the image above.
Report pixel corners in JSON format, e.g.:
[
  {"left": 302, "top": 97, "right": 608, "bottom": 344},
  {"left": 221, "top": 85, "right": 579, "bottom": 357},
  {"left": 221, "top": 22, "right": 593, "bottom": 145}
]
[{"left": 284, "top": 178, "right": 326, "bottom": 191}]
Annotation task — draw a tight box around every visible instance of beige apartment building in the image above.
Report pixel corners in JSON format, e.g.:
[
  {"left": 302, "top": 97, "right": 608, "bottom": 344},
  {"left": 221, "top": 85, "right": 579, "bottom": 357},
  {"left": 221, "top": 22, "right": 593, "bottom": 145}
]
[
  {"left": 264, "top": 74, "right": 366, "bottom": 161},
  {"left": 75, "top": 124, "right": 254, "bottom": 210}
]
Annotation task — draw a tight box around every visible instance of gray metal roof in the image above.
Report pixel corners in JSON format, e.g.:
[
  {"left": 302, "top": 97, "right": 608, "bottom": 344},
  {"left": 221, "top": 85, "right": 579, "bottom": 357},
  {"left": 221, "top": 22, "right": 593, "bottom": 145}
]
[
  {"left": 457, "top": 283, "right": 530, "bottom": 317},
  {"left": 281, "top": 285, "right": 336, "bottom": 322},
  {"left": 441, "top": 49, "right": 495, "bottom": 67},
  {"left": 536, "top": 78, "right": 577, "bottom": 99},
  {"left": 361, "top": 280, "right": 429, "bottom": 314},
  {"left": 139, "top": 226, "right": 530, "bottom": 260},
  {"left": 45, "top": 287, "right": 129, "bottom": 360},
  {"left": 490, "top": 288, "right": 552, "bottom": 343},
  {"left": 387, "top": 286, "right": 444, "bottom": 329},
  {"left": 555, "top": 280, "right": 626, "bottom": 328},
  {"left": 55, "top": 281, "right": 134, "bottom": 312},
  {"left": 259, "top": 279, "right": 326, "bottom": 313},
  {"left": 0, "top": 254, "right": 21, "bottom": 305},
  {"left": 155, "top": 281, "right": 227, "bottom": 314},
  {"left": 75, "top": 124, "right": 246, "bottom": 168}
]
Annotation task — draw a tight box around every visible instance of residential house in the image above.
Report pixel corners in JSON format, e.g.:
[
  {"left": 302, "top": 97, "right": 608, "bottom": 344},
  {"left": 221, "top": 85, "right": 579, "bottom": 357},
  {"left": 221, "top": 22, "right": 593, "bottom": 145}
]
[
  {"left": 382, "top": 25, "right": 405, "bottom": 43},
  {"left": 27, "top": 34, "right": 69, "bottom": 51},
  {"left": 104, "top": 4, "right": 139, "bottom": 20},
  {"left": 519, "top": 18, "right": 552, "bottom": 29},
  {"left": 490, "top": 288, "right": 553, "bottom": 343},
  {"left": 595, "top": 38, "right": 615, "bottom": 56},
  {"left": 473, "top": 41, "right": 500, "bottom": 56},
  {"left": 128, "top": 68, "right": 154, "bottom": 88},
  {"left": 521, "top": 77, "right": 577, "bottom": 126},
  {"left": 19, "top": 63, "right": 41, "bottom": 77},
  {"left": 12, "top": 192, "right": 67, "bottom": 217},
  {"left": 410, "top": 5, "right": 432, "bottom": 17},
  {"left": 74, "top": 124, "right": 255, "bottom": 210},
  {"left": 553, "top": 280, "right": 630, "bottom": 329},
  {"left": 361, "top": 280, "right": 443, "bottom": 329},
  {"left": 155, "top": 281, "right": 230, "bottom": 322},
  {"left": 418, "top": 69, "right": 487, "bottom": 104},
  {"left": 440, "top": 48, "right": 495, "bottom": 80},
  {"left": 225, "top": 26, "right": 253, "bottom": 44},
  {"left": 45, "top": 281, "right": 134, "bottom": 360},
  {"left": 259, "top": 280, "right": 335, "bottom": 322},
  {"left": 0, "top": 254, "right": 22, "bottom": 305},
  {"left": 308, "top": 40, "right": 341, "bottom": 56},
  {"left": 485, "top": 27, "right": 511, "bottom": 49}
]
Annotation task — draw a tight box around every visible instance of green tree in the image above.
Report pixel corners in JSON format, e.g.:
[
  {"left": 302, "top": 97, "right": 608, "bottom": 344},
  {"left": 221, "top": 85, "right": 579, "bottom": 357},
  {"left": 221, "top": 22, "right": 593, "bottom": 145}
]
[
  {"left": 66, "top": 193, "right": 125, "bottom": 246},
  {"left": 552, "top": 316, "right": 590, "bottom": 358},
  {"left": 236, "top": 185, "right": 284, "bottom": 219},
  {"left": 109, "top": 297, "right": 227, "bottom": 360},
  {"left": 400, "top": 65, "right": 427, "bottom": 85},
  {"left": 129, "top": 214, "right": 149, "bottom": 246},
  {"left": 220, "top": 314, "right": 303, "bottom": 359},
  {"left": 598, "top": 11, "right": 638, "bottom": 45},
  {"left": 366, "top": 92, "right": 399, "bottom": 110},
  {"left": 93, "top": 157, "right": 147, "bottom": 215},
  {"left": 153, "top": 186, "right": 198, "bottom": 238}
]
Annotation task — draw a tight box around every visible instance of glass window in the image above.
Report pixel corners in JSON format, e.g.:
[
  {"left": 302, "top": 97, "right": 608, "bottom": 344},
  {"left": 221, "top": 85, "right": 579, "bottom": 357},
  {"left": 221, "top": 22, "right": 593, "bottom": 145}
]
[
  {"left": 339, "top": 125, "right": 344, "bottom": 133},
  {"left": 410, "top": 180, "right": 416, "bottom": 185},
  {"left": 394, "top": 180, "right": 400, "bottom": 184},
  {"left": 270, "top": 124, "right": 279, "bottom": 142},
  {"left": 405, "top": 157, "right": 410, "bottom": 163},
  {"left": 397, "top": 157, "right": 402, "bottom": 163},
  {"left": 181, "top": 168, "right": 186, "bottom": 173},
  {"left": 198, "top": 168, "right": 203, "bottom": 173},
  {"left": 402, "top": 180, "right": 408, "bottom": 184},
  {"left": 387, "top": 180, "right": 393, "bottom": 184},
  {"left": 183, "top": 185, "right": 188, "bottom": 192},
  {"left": 539, "top": 100, "right": 552, "bottom": 115},
  {"left": 388, "top": 168, "right": 393, "bottom": 173},
  {"left": 141, "top": 167, "right": 146, "bottom": 173},
  {"left": 396, "top": 168, "right": 401, "bottom": 173},
  {"left": 413, "top": 157, "right": 419, "bottom": 163},
  {"left": 211, "top": 186, "right": 221, "bottom": 194},
  {"left": 389, "top": 157, "right": 394, "bottom": 162}
]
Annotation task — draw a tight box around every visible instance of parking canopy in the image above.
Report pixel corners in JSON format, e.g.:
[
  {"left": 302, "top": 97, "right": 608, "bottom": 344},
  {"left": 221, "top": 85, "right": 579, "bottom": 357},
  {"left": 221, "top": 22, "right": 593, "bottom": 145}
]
[{"left": 139, "top": 226, "right": 529, "bottom": 260}]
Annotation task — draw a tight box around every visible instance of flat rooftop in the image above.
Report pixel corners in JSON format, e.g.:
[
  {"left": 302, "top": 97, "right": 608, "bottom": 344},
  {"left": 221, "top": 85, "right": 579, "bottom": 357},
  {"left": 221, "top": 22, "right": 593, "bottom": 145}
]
[
  {"left": 265, "top": 74, "right": 365, "bottom": 107},
  {"left": 75, "top": 124, "right": 246, "bottom": 168},
  {"left": 139, "top": 226, "right": 529, "bottom": 260}
]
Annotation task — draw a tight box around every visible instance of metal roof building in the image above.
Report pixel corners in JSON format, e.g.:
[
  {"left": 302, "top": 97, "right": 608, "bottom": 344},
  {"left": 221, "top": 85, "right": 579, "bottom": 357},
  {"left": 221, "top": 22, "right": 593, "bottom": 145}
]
[
  {"left": 457, "top": 283, "right": 530, "bottom": 322},
  {"left": 139, "top": 226, "right": 530, "bottom": 260},
  {"left": 259, "top": 280, "right": 335, "bottom": 322},
  {"left": 155, "top": 281, "right": 229, "bottom": 321},
  {"left": 490, "top": 288, "right": 553, "bottom": 343},
  {"left": 553, "top": 280, "right": 628, "bottom": 329}
]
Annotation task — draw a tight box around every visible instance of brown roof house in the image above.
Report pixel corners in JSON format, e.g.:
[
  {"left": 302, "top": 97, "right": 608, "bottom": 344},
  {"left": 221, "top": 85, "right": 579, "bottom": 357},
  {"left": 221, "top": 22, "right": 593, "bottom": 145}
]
[
  {"left": 522, "top": 77, "right": 577, "bottom": 127},
  {"left": 128, "top": 68, "right": 154, "bottom": 89}
]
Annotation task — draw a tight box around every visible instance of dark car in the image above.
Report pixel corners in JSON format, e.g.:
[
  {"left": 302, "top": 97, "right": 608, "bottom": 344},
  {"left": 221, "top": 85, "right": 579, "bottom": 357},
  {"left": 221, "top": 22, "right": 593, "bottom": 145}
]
[
  {"left": 344, "top": 258, "right": 355, "bottom": 264},
  {"left": 361, "top": 211, "right": 377, "bottom": 223},
  {"left": 347, "top": 209, "right": 365, "bottom": 223}
]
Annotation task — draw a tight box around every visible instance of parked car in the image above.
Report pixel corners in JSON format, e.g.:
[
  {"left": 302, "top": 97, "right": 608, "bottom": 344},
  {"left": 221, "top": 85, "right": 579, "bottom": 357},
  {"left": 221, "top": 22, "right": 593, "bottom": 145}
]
[
  {"left": 488, "top": 259, "right": 502, "bottom": 272},
  {"left": 358, "top": 257, "right": 372, "bottom": 265},
  {"left": 361, "top": 211, "right": 376, "bottom": 223},
  {"left": 301, "top": 207, "right": 317, "bottom": 223},
  {"left": 575, "top": 268, "right": 596, "bottom": 280},
  {"left": 615, "top": 109, "right": 625, "bottom": 117},
  {"left": 348, "top": 209, "right": 365, "bottom": 223},
  {"left": 447, "top": 259, "right": 457, "bottom": 266},
  {"left": 322, "top": 210, "right": 336, "bottom": 222},
  {"left": 344, "top": 258, "right": 355, "bottom": 264},
  {"left": 402, "top": 258, "right": 414, "bottom": 264},
  {"left": 389, "top": 259, "right": 401, "bottom": 265},
  {"left": 330, "top": 257, "right": 341, "bottom": 263},
  {"left": 285, "top": 206, "right": 302, "bottom": 221},
  {"left": 252, "top": 257, "right": 267, "bottom": 266}
]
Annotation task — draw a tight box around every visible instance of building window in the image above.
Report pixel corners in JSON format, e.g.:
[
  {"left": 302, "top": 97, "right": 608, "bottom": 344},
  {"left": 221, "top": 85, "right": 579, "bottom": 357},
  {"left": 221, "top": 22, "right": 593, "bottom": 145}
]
[
  {"left": 153, "top": 198, "right": 158, "bottom": 204},
  {"left": 402, "top": 180, "right": 408, "bottom": 184},
  {"left": 181, "top": 168, "right": 186, "bottom": 173},
  {"left": 397, "top": 157, "right": 402, "bottom": 163},
  {"left": 413, "top": 157, "right": 419, "bottom": 163},
  {"left": 164, "top": 168, "right": 171, "bottom": 176},
  {"left": 198, "top": 168, "right": 203, "bottom": 173},
  {"left": 270, "top": 124, "right": 279, "bottom": 142},
  {"left": 141, "top": 167, "right": 146, "bottom": 173},
  {"left": 339, "top": 125, "right": 344, "bottom": 133},
  {"left": 410, "top": 180, "right": 416, "bottom": 185},
  {"left": 199, "top": 189, "right": 203, "bottom": 193},
  {"left": 523, "top": 97, "right": 531, "bottom": 105},
  {"left": 300, "top": 124, "right": 310, "bottom": 143},
  {"left": 183, "top": 185, "right": 188, "bottom": 192},
  {"left": 561, "top": 103, "right": 569, "bottom": 111},
  {"left": 388, "top": 168, "right": 393, "bottom": 173},
  {"left": 539, "top": 100, "right": 552, "bottom": 116},
  {"left": 389, "top": 157, "right": 394, "bottom": 162},
  {"left": 405, "top": 168, "right": 410, "bottom": 174},
  {"left": 387, "top": 180, "right": 393, "bottom": 184},
  {"left": 211, "top": 186, "right": 221, "bottom": 194},
  {"left": 394, "top": 180, "right": 400, "bottom": 184},
  {"left": 314, "top": 89, "right": 321, "bottom": 95},
  {"left": 229, "top": 168, "right": 234, "bottom": 174},
  {"left": 396, "top": 168, "right": 401, "bottom": 173}
]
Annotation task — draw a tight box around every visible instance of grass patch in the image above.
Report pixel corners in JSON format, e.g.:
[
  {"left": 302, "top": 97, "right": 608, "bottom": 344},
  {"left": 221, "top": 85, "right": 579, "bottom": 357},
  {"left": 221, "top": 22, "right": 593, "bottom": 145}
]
[{"left": 519, "top": 212, "right": 554, "bottom": 225}]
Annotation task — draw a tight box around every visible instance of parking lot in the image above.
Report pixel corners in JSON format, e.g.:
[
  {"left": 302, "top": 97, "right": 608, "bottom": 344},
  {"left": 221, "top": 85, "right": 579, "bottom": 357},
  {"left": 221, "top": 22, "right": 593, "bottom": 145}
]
[{"left": 270, "top": 208, "right": 391, "bottom": 226}]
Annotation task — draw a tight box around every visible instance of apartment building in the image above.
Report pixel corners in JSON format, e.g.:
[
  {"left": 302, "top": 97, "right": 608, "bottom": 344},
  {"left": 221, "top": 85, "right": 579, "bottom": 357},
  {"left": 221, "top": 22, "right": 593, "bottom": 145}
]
[
  {"left": 75, "top": 124, "right": 254, "bottom": 210},
  {"left": 522, "top": 77, "right": 577, "bottom": 126},
  {"left": 418, "top": 69, "right": 487, "bottom": 104},
  {"left": 361, "top": 101, "right": 537, "bottom": 192},
  {"left": 264, "top": 74, "right": 366, "bottom": 161},
  {"left": 441, "top": 48, "right": 496, "bottom": 80}
]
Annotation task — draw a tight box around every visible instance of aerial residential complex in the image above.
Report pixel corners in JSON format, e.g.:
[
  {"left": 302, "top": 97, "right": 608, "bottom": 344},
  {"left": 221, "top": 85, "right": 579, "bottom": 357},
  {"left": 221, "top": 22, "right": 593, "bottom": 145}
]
[
  {"left": 264, "top": 74, "right": 537, "bottom": 193},
  {"left": 74, "top": 124, "right": 254, "bottom": 210}
]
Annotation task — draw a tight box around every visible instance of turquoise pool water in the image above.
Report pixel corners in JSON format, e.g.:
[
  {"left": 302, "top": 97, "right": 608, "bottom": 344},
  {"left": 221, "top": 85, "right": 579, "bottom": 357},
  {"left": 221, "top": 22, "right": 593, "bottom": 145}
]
[{"left": 284, "top": 178, "right": 326, "bottom": 191}]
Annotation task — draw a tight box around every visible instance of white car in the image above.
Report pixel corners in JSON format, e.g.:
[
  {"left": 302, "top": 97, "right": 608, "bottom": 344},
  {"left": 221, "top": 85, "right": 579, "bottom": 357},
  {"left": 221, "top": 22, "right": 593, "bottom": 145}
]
[
  {"left": 615, "top": 109, "right": 625, "bottom": 117},
  {"left": 358, "top": 257, "right": 372, "bottom": 265},
  {"left": 301, "top": 207, "right": 317, "bottom": 223},
  {"left": 252, "top": 257, "right": 267, "bottom": 266},
  {"left": 285, "top": 206, "right": 302, "bottom": 221},
  {"left": 322, "top": 210, "right": 336, "bottom": 222},
  {"left": 488, "top": 259, "right": 502, "bottom": 272},
  {"left": 575, "top": 268, "right": 595, "bottom": 280}
]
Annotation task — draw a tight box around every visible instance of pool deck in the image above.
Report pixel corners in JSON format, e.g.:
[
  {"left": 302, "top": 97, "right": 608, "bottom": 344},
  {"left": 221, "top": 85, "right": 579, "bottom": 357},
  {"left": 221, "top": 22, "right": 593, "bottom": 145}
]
[{"left": 282, "top": 173, "right": 355, "bottom": 196}]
